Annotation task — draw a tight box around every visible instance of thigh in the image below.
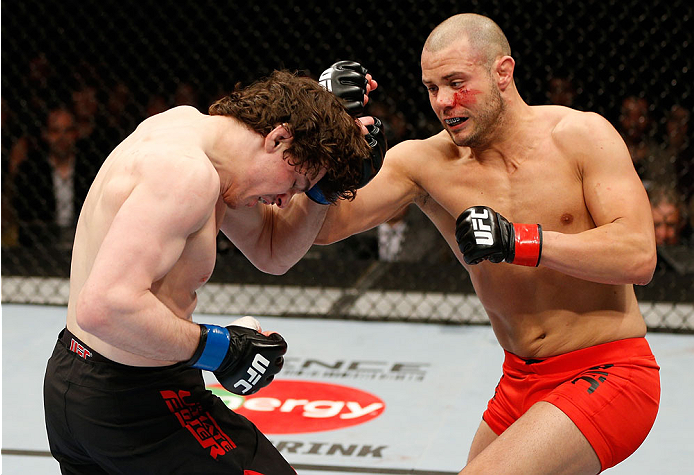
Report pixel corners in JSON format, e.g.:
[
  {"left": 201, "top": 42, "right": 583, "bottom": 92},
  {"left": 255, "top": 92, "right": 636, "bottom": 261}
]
[
  {"left": 65, "top": 369, "right": 291, "bottom": 474},
  {"left": 467, "top": 420, "right": 497, "bottom": 464},
  {"left": 245, "top": 429, "right": 297, "bottom": 475},
  {"left": 544, "top": 359, "right": 660, "bottom": 470},
  {"left": 44, "top": 342, "right": 109, "bottom": 474},
  {"left": 461, "top": 402, "right": 600, "bottom": 475},
  {"left": 111, "top": 386, "right": 292, "bottom": 474}
]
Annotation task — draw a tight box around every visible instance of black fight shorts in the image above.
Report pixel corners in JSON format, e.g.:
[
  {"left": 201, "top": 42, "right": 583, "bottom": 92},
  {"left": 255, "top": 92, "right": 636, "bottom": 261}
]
[{"left": 43, "top": 328, "right": 295, "bottom": 475}]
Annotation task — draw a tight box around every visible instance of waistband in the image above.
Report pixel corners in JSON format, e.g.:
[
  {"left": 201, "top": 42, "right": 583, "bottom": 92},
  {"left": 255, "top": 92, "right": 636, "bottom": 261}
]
[
  {"left": 59, "top": 327, "right": 112, "bottom": 363},
  {"left": 503, "top": 337, "right": 655, "bottom": 375},
  {"left": 57, "top": 327, "right": 191, "bottom": 376},
  {"left": 55, "top": 328, "right": 198, "bottom": 389}
]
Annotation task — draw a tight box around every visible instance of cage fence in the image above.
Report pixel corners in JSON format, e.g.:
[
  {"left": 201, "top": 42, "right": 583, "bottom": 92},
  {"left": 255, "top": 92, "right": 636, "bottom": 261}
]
[{"left": 2, "top": 0, "right": 693, "bottom": 331}]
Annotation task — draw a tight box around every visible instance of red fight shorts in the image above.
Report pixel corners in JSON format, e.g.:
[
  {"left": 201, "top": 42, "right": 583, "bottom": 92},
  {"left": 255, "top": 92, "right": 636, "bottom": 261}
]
[{"left": 482, "top": 338, "right": 660, "bottom": 472}]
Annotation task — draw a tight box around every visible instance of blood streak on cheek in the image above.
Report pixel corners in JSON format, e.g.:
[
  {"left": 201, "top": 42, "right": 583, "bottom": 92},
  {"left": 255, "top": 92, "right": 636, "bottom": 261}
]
[{"left": 453, "top": 89, "right": 480, "bottom": 108}]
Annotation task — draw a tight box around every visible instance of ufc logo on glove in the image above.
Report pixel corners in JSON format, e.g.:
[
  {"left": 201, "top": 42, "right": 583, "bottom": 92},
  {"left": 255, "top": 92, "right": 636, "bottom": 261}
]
[
  {"left": 455, "top": 206, "right": 542, "bottom": 267},
  {"left": 186, "top": 321, "right": 287, "bottom": 395},
  {"left": 469, "top": 208, "right": 494, "bottom": 245},
  {"left": 234, "top": 354, "right": 271, "bottom": 394}
]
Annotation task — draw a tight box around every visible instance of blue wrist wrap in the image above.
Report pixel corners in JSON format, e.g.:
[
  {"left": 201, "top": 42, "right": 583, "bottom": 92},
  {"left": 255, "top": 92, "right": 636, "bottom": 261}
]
[
  {"left": 192, "top": 324, "right": 230, "bottom": 371},
  {"left": 306, "top": 184, "right": 332, "bottom": 205}
]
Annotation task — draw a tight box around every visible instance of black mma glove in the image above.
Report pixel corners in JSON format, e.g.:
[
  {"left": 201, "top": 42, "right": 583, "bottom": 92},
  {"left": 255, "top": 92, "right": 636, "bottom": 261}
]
[
  {"left": 186, "top": 323, "right": 287, "bottom": 395},
  {"left": 319, "top": 60, "right": 369, "bottom": 116},
  {"left": 305, "top": 117, "right": 387, "bottom": 205},
  {"left": 455, "top": 206, "right": 542, "bottom": 267}
]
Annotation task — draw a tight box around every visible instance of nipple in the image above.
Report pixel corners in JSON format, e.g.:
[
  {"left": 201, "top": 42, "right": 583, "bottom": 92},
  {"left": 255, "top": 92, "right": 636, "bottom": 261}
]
[{"left": 560, "top": 213, "right": 574, "bottom": 225}]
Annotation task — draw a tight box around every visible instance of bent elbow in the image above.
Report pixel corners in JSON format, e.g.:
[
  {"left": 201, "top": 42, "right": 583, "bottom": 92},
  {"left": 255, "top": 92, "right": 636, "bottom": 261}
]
[
  {"left": 314, "top": 235, "right": 332, "bottom": 245},
  {"left": 251, "top": 257, "right": 293, "bottom": 276},
  {"left": 75, "top": 282, "right": 136, "bottom": 338},
  {"left": 315, "top": 228, "right": 342, "bottom": 245},
  {"left": 636, "top": 257, "right": 657, "bottom": 286},
  {"left": 262, "top": 264, "right": 291, "bottom": 276},
  {"left": 315, "top": 220, "right": 344, "bottom": 245},
  {"left": 631, "top": 248, "right": 657, "bottom": 286},
  {"left": 75, "top": 286, "right": 111, "bottom": 336}
]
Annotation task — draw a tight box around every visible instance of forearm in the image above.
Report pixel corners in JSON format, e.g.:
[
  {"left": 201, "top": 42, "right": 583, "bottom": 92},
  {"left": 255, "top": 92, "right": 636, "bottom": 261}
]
[
  {"left": 222, "top": 195, "right": 329, "bottom": 274},
  {"left": 540, "top": 223, "right": 656, "bottom": 285},
  {"left": 265, "top": 198, "right": 330, "bottom": 272},
  {"left": 316, "top": 192, "right": 398, "bottom": 244},
  {"left": 76, "top": 286, "right": 200, "bottom": 362},
  {"left": 315, "top": 204, "right": 351, "bottom": 244},
  {"left": 248, "top": 196, "right": 329, "bottom": 274}
]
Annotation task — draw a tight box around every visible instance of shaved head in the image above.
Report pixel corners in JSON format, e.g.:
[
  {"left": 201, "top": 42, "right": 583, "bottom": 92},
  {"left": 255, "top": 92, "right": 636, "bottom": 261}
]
[{"left": 424, "top": 14, "right": 511, "bottom": 67}]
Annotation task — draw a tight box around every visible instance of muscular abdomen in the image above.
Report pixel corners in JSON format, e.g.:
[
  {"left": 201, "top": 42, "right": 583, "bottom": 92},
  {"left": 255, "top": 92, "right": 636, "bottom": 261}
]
[{"left": 471, "top": 264, "right": 646, "bottom": 357}]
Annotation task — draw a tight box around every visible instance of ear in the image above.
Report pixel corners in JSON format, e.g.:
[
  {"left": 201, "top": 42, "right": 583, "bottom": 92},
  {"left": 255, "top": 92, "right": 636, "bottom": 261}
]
[
  {"left": 264, "top": 123, "right": 294, "bottom": 153},
  {"left": 495, "top": 55, "right": 515, "bottom": 91}
]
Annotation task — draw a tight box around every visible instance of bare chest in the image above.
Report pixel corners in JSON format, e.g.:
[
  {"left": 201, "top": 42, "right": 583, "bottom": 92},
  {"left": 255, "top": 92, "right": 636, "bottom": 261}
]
[
  {"left": 421, "top": 148, "right": 591, "bottom": 233},
  {"left": 154, "top": 199, "right": 225, "bottom": 296}
]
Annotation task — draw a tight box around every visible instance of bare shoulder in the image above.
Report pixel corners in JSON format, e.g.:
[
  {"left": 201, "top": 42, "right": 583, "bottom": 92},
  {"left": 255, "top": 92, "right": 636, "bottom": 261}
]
[
  {"left": 386, "top": 131, "right": 460, "bottom": 166},
  {"left": 142, "top": 150, "right": 219, "bottom": 199},
  {"left": 548, "top": 107, "right": 619, "bottom": 143},
  {"left": 138, "top": 105, "right": 203, "bottom": 126},
  {"left": 542, "top": 106, "right": 624, "bottom": 160},
  {"left": 378, "top": 131, "right": 463, "bottom": 207},
  {"left": 394, "top": 130, "right": 456, "bottom": 153},
  {"left": 109, "top": 114, "right": 219, "bottom": 207},
  {"left": 129, "top": 106, "right": 206, "bottom": 144}
]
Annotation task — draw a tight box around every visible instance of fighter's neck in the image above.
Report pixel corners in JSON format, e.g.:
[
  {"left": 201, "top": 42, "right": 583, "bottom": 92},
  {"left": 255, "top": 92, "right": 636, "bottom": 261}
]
[
  {"left": 470, "top": 100, "right": 536, "bottom": 163},
  {"left": 203, "top": 116, "right": 259, "bottom": 172}
]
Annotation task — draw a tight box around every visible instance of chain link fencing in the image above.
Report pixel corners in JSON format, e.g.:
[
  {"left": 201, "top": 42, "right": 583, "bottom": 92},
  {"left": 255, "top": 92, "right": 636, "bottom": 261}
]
[{"left": 2, "top": 0, "right": 693, "bottom": 331}]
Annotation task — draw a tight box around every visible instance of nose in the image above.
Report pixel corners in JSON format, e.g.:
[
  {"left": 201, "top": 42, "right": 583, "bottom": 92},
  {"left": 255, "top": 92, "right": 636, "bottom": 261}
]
[
  {"left": 275, "top": 191, "right": 296, "bottom": 209},
  {"left": 435, "top": 88, "right": 455, "bottom": 109}
]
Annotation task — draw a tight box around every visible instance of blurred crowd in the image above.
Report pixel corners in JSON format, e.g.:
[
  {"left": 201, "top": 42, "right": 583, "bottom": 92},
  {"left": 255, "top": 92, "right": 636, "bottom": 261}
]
[
  {"left": 2, "top": 55, "right": 211, "bottom": 251},
  {"left": 2, "top": 55, "right": 693, "bottom": 274}
]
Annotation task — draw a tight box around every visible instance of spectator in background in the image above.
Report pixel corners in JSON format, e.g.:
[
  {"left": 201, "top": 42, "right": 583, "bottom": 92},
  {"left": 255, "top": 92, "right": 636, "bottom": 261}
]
[
  {"left": 378, "top": 205, "right": 409, "bottom": 261},
  {"left": 2, "top": 97, "right": 21, "bottom": 170},
  {"left": 619, "top": 96, "right": 655, "bottom": 177},
  {"left": 174, "top": 81, "right": 203, "bottom": 110},
  {"left": 145, "top": 93, "right": 169, "bottom": 117},
  {"left": 618, "top": 96, "right": 675, "bottom": 188},
  {"left": 7, "top": 130, "right": 32, "bottom": 178},
  {"left": 546, "top": 75, "right": 576, "bottom": 107},
  {"left": 6, "top": 53, "right": 58, "bottom": 179},
  {"left": 71, "top": 84, "right": 100, "bottom": 141},
  {"left": 377, "top": 204, "right": 454, "bottom": 264},
  {"left": 104, "top": 81, "right": 140, "bottom": 143},
  {"left": 25, "top": 53, "right": 58, "bottom": 115},
  {"left": 367, "top": 100, "right": 412, "bottom": 146},
  {"left": 662, "top": 104, "right": 693, "bottom": 202},
  {"left": 2, "top": 98, "right": 12, "bottom": 162},
  {"left": 648, "top": 183, "right": 694, "bottom": 275},
  {"left": 71, "top": 83, "right": 117, "bottom": 160},
  {"left": 12, "top": 107, "right": 99, "bottom": 249},
  {"left": 2, "top": 97, "right": 21, "bottom": 247},
  {"left": 649, "top": 184, "right": 687, "bottom": 247}
]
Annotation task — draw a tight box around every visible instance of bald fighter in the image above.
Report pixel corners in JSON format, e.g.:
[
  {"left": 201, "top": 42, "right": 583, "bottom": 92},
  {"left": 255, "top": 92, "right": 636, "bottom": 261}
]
[{"left": 315, "top": 14, "right": 660, "bottom": 474}]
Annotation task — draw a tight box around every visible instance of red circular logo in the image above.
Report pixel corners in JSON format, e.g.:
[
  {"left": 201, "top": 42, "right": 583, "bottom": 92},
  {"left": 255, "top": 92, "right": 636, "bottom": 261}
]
[{"left": 209, "top": 379, "right": 385, "bottom": 434}]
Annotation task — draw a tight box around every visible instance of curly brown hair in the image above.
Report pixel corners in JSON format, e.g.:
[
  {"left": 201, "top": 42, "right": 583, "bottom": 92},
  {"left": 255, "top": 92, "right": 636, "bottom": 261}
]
[{"left": 209, "top": 70, "right": 369, "bottom": 201}]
